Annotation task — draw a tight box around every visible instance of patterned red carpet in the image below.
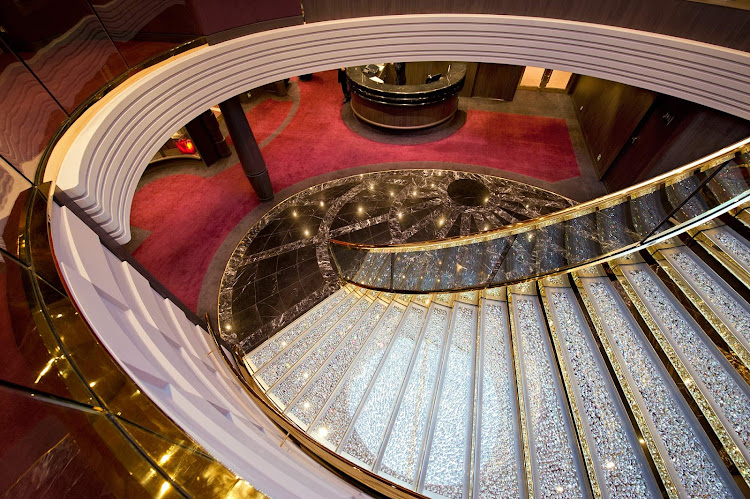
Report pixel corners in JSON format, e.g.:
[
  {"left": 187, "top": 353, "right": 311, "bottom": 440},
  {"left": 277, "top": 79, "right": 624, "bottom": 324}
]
[{"left": 130, "top": 70, "right": 580, "bottom": 311}]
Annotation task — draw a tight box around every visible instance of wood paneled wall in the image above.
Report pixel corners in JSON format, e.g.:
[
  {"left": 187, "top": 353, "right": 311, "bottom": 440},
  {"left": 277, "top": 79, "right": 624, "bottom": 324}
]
[
  {"left": 301, "top": 0, "right": 750, "bottom": 52},
  {"left": 571, "top": 75, "right": 656, "bottom": 178},
  {"left": 403, "top": 62, "right": 524, "bottom": 100},
  {"left": 471, "top": 64, "right": 525, "bottom": 100},
  {"left": 605, "top": 105, "right": 750, "bottom": 190}
]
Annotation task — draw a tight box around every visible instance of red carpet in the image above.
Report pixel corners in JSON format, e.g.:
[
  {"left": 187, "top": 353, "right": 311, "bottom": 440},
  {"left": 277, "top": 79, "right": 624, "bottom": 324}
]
[
  {"left": 226, "top": 98, "right": 293, "bottom": 146},
  {"left": 131, "top": 70, "right": 580, "bottom": 310}
]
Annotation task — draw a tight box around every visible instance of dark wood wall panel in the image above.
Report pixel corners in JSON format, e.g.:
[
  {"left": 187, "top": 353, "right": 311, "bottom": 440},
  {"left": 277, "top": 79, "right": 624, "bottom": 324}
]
[
  {"left": 638, "top": 109, "right": 750, "bottom": 180},
  {"left": 471, "top": 64, "right": 524, "bottom": 100},
  {"left": 572, "top": 75, "right": 656, "bottom": 178},
  {"left": 603, "top": 95, "right": 698, "bottom": 190},
  {"left": 301, "top": 0, "right": 750, "bottom": 52}
]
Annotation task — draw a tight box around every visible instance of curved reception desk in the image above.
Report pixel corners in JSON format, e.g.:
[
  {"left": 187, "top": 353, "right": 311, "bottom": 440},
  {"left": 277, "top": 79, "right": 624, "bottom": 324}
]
[{"left": 347, "top": 63, "right": 466, "bottom": 129}]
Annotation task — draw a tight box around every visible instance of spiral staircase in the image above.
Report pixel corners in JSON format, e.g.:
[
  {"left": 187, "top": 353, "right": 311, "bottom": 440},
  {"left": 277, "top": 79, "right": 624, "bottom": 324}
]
[{"left": 244, "top": 221, "right": 750, "bottom": 497}]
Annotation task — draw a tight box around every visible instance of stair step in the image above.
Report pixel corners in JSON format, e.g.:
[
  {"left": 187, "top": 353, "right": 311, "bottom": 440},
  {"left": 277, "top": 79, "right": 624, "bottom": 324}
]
[
  {"left": 509, "top": 285, "right": 590, "bottom": 498},
  {"left": 615, "top": 257, "right": 750, "bottom": 484},
  {"left": 653, "top": 242, "right": 750, "bottom": 373},
  {"left": 242, "top": 224, "right": 750, "bottom": 497},
  {"left": 541, "top": 276, "right": 661, "bottom": 498},
  {"left": 473, "top": 293, "right": 524, "bottom": 498},
  {"left": 286, "top": 297, "right": 390, "bottom": 428},
  {"left": 577, "top": 269, "right": 740, "bottom": 497}
]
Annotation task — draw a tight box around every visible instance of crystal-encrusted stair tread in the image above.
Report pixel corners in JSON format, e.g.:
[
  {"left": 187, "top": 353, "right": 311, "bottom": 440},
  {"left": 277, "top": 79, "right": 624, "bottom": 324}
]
[
  {"left": 286, "top": 296, "right": 396, "bottom": 429},
  {"left": 244, "top": 287, "right": 348, "bottom": 372},
  {"left": 376, "top": 303, "right": 451, "bottom": 486},
  {"left": 338, "top": 301, "right": 432, "bottom": 468},
  {"left": 698, "top": 225, "right": 750, "bottom": 286},
  {"left": 577, "top": 271, "right": 741, "bottom": 498},
  {"left": 312, "top": 300, "right": 423, "bottom": 451},
  {"left": 421, "top": 301, "right": 477, "bottom": 498},
  {"left": 473, "top": 295, "right": 524, "bottom": 499},
  {"left": 655, "top": 244, "right": 750, "bottom": 372},
  {"left": 253, "top": 291, "right": 361, "bottom": 390},
  {"left": 509, "top": 287, "right": 589, "bottom": 498},
  {"left": 540, "top": 277, "right": 661, "bottom": 498},
  {"left": 615, "top": 260, "right": 750, "bottom": 486},
  {"left": 267, "top": 295, "right": 375, "bottom": 408}
]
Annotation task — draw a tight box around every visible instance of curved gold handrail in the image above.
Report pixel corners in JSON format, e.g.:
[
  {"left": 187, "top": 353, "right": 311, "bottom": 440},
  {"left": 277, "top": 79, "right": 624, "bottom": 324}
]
[
  {"left": 330, "top": 137, "right": 750, "bottom": 253},
  {"left": 329, "top": 137, "right": 750, "bottom": 293}
]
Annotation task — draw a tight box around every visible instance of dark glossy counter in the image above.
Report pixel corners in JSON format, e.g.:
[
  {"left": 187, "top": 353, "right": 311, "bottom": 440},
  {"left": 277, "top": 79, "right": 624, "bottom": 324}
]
[{"left": 346, "top": 63, "right": 466, "bottom": 129}]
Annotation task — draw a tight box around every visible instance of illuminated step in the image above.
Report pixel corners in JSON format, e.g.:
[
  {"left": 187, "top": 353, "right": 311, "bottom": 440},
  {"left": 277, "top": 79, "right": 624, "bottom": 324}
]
[
  {"left": 286, "top": 296, "right": 394, "bottom": 429},
  {"left": 509, "top": 284, "right": 590, "bottom": 498},
  {"left": 312, "top": 299, "right": 423, "bottom": 450},
  {"left": 695, "top": 225, "right": 750, "bottom": 288},
  {"left": 267, "top": 295, "right": 374, "bottom": 408},
  {"left": 421, "top": 301, "right": 478, "bottom": 498},
  {"left": 473, "top": 290, "right": 525, "bottom": 498},
  {"left": 253, "top": 291, "right": 361, "bottom": 389},
  {"left": 540, "top": 276, "right": 661, "bottom": 498},
  {"left": 338, "top": 301, "right": 437, "bottom": 468},
  {"left": 654, "top": 243, "right": 750, "bottom": 373},
  {"left": 577, "top": 268, "right": 741, "bottom": 498},
  {"left": 615, "top": 257, "right": 750, "bottom": 488},
  {"left": 245, "top": 288, "right": 348, "bottom": 372}
]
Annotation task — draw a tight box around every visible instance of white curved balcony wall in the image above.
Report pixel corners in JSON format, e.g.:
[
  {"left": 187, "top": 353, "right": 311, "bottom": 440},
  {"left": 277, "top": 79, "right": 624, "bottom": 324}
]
[
  {"left": 49, "top": 201, "right": 368, "bottom": 499},
  {"left": 50, "top": 14, "right": 750, "bottom": 244}
]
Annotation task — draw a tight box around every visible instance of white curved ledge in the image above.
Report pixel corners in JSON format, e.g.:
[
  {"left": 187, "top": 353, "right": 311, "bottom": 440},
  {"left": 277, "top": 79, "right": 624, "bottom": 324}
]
[
  {"left": 51, "top": 14, "right": 750, "bottom": 243},
  {"left": 49, "top": 202, "right": 366, "bottom": 498}
]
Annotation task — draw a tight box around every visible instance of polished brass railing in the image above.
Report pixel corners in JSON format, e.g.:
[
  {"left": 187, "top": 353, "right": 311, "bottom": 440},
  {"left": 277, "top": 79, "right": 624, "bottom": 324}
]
[{"left": 330, "top": 138, "right": 750, "bottom": 293}]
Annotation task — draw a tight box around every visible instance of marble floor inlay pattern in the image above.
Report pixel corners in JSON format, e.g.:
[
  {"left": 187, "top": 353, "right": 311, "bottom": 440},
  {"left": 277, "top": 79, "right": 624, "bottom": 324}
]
[{"left": 219, "top": 169, "right": 573, "bottom": 352}]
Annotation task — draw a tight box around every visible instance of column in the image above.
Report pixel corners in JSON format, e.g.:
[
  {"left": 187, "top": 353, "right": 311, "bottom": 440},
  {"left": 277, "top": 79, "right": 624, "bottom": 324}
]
[{"left": 218, "top": 96, "right": 274, "bottom": 201}]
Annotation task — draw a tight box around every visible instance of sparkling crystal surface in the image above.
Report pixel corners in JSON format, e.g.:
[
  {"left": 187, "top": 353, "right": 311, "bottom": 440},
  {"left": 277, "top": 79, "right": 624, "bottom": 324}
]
[
  {"left": 247, "top": 289, "right": 345, "bottom": 370},
  {"left": 627, "top": 269, "right": 750, "bottom": 451},
  {"left": 379, "top": 306, "right": 450, "bottom": 484},
  {"left": 587, "top": 280, "right": 732, "bottom": 497},
  {"left": 515, "top": 297, "right": 583, "bottom": 498},
  {"left": 312, "top": 304, "right": 411, "bottom": 447},
  {"left": 550, "top": 290, "right": 651, "bottom": 498},
  {"left": 341, "top": 306, "right": 431, "bottom": 466},
  {"left": 423, "top": 305, "right": 476, "bottom": 498},
  {"left": 476, "top": 300, "right": 522, "bottom": 499},
  {"left": 669, "top": 251, "right": 750, "bottom": 336},
  {"left": 255, "top": 294, "right": 358, "bottom": 388},
  {"left": 271, "top": 298, "right": 372, "bottom": 406},
  {"left": 288, "top": 300, "right": 388, "bottom": 425},
  {"left": 714, "top": 230, "right": 750, "bottom": 269}
]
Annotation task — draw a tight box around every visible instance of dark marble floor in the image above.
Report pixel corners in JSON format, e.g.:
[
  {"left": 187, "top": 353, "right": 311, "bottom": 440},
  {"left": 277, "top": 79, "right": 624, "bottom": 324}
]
[{"left": 219, "top": 169, "right": 574, "bottom": 353}]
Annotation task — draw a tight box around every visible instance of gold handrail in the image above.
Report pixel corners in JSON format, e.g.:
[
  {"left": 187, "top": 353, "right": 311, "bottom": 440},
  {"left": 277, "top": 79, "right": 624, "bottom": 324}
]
[{"left": 330, "top": 137, "right": 750, "bottom": 254}]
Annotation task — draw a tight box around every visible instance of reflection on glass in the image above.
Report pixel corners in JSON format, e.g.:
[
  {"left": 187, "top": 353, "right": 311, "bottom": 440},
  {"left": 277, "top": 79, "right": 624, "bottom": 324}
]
[
  {"left": 0, "top": 157, "right": 32, "bottom": 259},
  {"left": 0, "top": 0, "right": 127, "bottom": 113},
  {"left": 0, "top": 44, "right": 67, "bottom": 179},
  {"left": 89, "top": 0, "right": 199, "bottom": 67},
  {"left": 331, "top": 151, "right": 750, "bottom": 292},
  {"left": 0, "top": 256, "right": 94, "bottom": 405},
  {"left": 0, "top": 387, "right": 156, "bottom": 497}
]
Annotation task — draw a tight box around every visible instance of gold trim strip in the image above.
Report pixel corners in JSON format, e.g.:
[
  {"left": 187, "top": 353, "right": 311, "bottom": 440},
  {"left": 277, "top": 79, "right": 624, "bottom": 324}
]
[
  {"left": 611, "top": 261, "right": 750, "bottom": 488},
  {"left": 572, "top": 270, "right": 679, "bottom": 499}
]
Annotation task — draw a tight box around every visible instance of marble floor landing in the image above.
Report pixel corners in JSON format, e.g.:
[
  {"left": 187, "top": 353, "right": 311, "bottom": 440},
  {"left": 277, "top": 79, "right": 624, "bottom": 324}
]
[{"left": 218, "top": 169, "right": 574, "bottom": 353}]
